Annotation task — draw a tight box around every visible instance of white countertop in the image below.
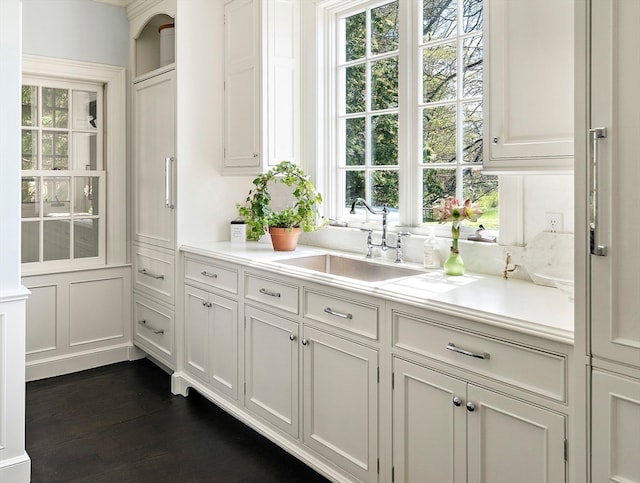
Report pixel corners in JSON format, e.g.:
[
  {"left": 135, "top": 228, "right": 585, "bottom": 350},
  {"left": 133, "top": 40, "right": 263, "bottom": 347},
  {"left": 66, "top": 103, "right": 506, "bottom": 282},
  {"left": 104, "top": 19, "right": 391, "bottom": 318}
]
[{"left": 181, "top": 241, "right": 575, "bottom": 344}]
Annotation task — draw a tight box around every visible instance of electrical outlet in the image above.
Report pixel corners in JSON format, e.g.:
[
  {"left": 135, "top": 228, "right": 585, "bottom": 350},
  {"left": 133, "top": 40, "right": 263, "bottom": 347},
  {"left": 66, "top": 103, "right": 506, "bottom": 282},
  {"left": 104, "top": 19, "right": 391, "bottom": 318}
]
[{"left": 544, "top": 212, "right": 563, "bottom": 233}]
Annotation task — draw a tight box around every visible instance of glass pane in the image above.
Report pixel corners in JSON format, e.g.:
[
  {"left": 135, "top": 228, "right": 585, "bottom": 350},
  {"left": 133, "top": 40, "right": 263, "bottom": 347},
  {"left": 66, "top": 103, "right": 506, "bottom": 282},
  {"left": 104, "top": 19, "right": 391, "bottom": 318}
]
[
  {"left": 72, "top": 90, "right": 98, "bottom": 130},
  {"left": 422, "top": 168, "right": 456, "bottom": 222},
  {"left": 22, "top": 85, "right": 38, "bottom": 127},
  {"left": 345, "top": 11, "right": 366, "bottom": 61},
  {"left": 371, "top": 1, "right": 399, "bottom": 55},
  {"left": 74, "top": 219, "right": 99, "bottom": 259},
  {"left": 345, "top": 64, "right": 366, "bottom": 113},
  {"left": 42, "top": 131, "right": 69, "bottom": 170},
  {"left": 346, "top": 118, "right": 366, "bottom": 166},
  {"left": 22, "top": 130, "right": 38, "bottom": 169},
  {"left": 423, "top": 43, "right": 457, "bottom": 103},
  {"left": 43, "top": 177, "right": 70, "bottom": 217},
  {"left": 463, "top": 102, "right": 483, "bottom": 163},
  {"left": 21, "top": 177, "right": 40, "bottom": 219},
  {"left": 463, "top": 168, "right": 498, "bottom": 228},
  {"left": 463, "top": 35, "right": 483, "bottom": 98},
  {"left": 43, "top": 220, "right": 70, "bottom": 261},
  {"left": 372, "top": 56, "right": 398, "bottom": 110},
  {"left": 21, "top": 221, "right": 40, "bottom": 263},
  {"left": 423, "top": 105, "right": 456, "bottom": 164},
  {"left": 74, "top": 176, "right": 99, "bottom": 215},
  {"left": 42, "top": 87, "right": 69, "bottom": 128},
  {"left": 371, "top": 170, "right": 399, "bottom": 208},
  {"left": 371, "top": 114, "right": 398, "bottom": 166},
  {"left": 72, "top": 133, "right": 98, "bottom": 170},
  {"left": 345, "top": 170, "right": 365, "bottom": 207},
  {"left": 463, "top": 0, "right": 483, "bottom": 33},
  {"left": 423, "top": 0, "right": 457, "bottom": 42}
]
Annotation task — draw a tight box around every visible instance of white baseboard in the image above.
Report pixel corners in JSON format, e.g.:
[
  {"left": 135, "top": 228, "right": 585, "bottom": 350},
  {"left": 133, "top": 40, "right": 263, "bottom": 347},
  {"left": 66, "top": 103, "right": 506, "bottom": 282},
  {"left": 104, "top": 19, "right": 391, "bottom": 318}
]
[
  {"left": 0, "top": 453, "right": 31, "bottom": 483},
  {"left": 26, "top": 344, "right": 135, "bottom": 381}
]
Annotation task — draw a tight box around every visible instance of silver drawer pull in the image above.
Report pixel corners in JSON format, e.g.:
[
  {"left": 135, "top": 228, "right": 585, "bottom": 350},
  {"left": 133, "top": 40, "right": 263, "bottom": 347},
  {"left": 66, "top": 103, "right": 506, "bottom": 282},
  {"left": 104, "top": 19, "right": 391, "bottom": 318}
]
[
  {"left": 138, "top": 268, "right": 165, "bottom": 280},
  {"left": 201, "top": 271, "right": 218, "bottom": 279},
  {"left": 446, "top": 342, "right": 490, "bottom": 360},
  {"left": 324, "top": 307, "right": 353, "bottom": 320},
  {"left": 138, "top": 319, "right": 165, "bottom": 335},
  {"left": 259, "top": 288, "right": 280, "bottom": 298}
]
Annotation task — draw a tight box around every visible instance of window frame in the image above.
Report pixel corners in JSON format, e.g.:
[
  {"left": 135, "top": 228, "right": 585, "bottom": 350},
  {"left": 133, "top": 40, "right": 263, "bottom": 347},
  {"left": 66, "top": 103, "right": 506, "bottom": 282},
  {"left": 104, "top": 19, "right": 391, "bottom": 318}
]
[
  {"left": 21, "top": 55, "right": 126, "bottom": 275},
  {"left": 310, "top": 0, "right": 520, "bottom": 243}
]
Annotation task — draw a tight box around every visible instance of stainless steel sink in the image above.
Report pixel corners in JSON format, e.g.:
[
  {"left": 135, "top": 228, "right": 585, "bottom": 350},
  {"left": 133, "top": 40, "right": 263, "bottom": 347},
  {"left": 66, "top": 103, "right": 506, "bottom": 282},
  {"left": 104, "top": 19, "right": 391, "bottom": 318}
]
[{"left": 276, "top": 254, "right": 422, "bottom": 282}]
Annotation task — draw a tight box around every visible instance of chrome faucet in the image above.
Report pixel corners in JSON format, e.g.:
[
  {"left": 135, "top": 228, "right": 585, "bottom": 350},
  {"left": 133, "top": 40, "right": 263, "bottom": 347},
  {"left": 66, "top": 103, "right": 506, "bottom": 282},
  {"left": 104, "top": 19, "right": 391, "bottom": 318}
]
[{"left": 350, "top": 198, "right": 410, "bottom": 262}]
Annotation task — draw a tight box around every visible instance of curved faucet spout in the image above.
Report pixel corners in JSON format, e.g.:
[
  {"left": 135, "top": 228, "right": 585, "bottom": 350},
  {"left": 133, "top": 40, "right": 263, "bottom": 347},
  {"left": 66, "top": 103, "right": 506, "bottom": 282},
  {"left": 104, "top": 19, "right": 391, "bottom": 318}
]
[{"left": 349, "top": 198, "right": 388, "bottom": 215}]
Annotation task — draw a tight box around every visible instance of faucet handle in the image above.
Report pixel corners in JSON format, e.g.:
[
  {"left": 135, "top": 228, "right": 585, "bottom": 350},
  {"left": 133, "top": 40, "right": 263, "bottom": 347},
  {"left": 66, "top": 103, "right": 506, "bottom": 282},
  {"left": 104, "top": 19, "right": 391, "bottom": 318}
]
[
  {"left": 396, "top": 231, "right": 411, "bottom": 239},
  {"left": 359, "top": 227, "right": 373, "bottom": 233}
]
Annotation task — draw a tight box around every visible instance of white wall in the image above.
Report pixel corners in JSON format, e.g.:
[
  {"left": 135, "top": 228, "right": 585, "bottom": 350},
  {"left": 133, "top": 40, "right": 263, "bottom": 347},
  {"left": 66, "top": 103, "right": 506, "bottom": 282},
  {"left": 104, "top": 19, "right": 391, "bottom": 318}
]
[
  {"left": 22, "top": 0, "right": 128, "bottom": 67},
  {"left": 175, "top": 0, "right": 253, "bottom": 245}
]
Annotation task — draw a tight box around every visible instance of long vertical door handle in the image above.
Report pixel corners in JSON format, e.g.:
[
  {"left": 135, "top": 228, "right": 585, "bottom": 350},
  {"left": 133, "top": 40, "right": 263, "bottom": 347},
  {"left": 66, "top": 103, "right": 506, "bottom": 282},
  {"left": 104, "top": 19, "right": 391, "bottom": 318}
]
[
  {"left": 165, "top": 156, "right": 175, "bottom": 209},
  {"left": 588, "top": 128, "right": 607, "bottom": 256}
]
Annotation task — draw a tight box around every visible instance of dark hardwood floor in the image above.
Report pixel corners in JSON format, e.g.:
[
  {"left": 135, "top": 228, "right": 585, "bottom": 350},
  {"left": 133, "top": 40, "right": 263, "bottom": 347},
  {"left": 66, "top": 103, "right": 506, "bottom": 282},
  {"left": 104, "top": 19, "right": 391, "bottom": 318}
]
[{"left": 26, "top": 358, "right": 330, "bottom": 483}]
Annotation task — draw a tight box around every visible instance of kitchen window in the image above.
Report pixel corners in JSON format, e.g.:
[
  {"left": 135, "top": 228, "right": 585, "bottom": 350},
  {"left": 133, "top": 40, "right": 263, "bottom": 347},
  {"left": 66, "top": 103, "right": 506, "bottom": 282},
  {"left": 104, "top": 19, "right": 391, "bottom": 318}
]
[
  {"left": 21, "top": 56, "right": 127, "bottom": 273},
  {"left": 325, "top": 0, "right": 498, "bottom": 232}
]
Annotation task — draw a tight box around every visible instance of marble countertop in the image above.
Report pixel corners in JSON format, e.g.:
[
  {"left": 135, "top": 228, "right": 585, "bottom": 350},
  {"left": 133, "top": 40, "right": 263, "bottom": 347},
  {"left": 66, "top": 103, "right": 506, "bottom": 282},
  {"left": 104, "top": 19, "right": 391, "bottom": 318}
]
[{"left": 181, "top": 241, "right": 575, "bottom": 345}]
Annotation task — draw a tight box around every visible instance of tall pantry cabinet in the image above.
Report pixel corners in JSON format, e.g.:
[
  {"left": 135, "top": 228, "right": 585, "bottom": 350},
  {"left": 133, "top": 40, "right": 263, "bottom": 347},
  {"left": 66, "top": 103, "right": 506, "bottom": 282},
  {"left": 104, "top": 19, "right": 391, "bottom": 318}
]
[
  {"left": 576, "top": 1, "right": 640, "bottom": 481},
  {"left": 128, "top": 1, "right": 177, "bottom": 370}
]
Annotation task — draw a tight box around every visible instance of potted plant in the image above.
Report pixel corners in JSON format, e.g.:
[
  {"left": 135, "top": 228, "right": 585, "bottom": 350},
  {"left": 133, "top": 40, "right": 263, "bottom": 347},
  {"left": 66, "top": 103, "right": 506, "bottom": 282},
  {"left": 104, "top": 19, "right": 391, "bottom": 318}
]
[{"left": 237, "top": 161, "right": 323, "bottom": 251}]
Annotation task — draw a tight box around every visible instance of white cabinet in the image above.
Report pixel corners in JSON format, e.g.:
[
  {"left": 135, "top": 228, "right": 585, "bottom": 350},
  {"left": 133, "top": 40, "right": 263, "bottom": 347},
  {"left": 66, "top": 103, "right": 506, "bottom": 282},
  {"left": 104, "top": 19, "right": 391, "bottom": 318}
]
[
  {"left": 134, "top": 293, "right": 174, "bottom": 369},
  {"left": 133, "top": 69, "right": 176, "bottom": 250},
  {"left": 244, "top": 305, "right": 299, "bottom": 437},
  {"left": 223, "top": 0, "right": 300, "bottom": 175},
  {"left": 591, "top": 370, "right": 640, "bottom": 482},
  {"left": 184, "top": 284, "right": 239, "bottom": 400},
  {"left": 393, "top": 358, "right": 566, "bottom": 483},
  {"left": 302, "top": 325, "right": 379, "bottom": 483},
  {"left": 484, "top": 0, "right": 573, "bottom": 173}
]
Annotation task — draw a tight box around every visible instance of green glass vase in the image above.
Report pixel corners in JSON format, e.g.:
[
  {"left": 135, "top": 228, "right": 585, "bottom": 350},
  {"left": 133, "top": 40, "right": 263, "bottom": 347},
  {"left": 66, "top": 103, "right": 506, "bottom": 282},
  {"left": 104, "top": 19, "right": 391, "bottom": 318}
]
[{"left": 444, "top": 223, "right": 465, "bottom": 276}]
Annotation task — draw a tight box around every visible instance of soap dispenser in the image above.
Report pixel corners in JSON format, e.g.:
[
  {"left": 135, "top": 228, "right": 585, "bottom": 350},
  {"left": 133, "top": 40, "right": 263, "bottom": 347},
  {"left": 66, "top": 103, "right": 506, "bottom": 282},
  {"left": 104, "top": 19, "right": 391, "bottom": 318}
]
[{"left": 423, "top": 227, "right": 441, "bottom": 269}]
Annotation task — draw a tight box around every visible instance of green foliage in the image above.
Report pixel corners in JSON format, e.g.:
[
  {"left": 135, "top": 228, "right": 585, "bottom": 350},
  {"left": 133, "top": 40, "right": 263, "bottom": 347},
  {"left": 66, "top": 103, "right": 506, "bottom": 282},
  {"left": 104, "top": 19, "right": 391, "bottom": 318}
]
[{"left": 237, "top": 161, "right": 324, "bottom": 241}]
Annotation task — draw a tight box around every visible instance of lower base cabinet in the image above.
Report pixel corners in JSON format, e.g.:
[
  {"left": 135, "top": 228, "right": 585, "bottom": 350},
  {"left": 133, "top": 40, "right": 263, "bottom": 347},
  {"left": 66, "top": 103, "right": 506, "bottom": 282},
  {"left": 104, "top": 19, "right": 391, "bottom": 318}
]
[
  {"left": 184, "top": 284, "right": 238, "bottom": 400},
  {"left": 591, "top": 369, "right": 640, "bottom": 483},
  {"left": 392, "top": 358, "right": 566, "bottom": 483},
  {"left": 302, "top": 326, "right": 379, "bottom": 483}
]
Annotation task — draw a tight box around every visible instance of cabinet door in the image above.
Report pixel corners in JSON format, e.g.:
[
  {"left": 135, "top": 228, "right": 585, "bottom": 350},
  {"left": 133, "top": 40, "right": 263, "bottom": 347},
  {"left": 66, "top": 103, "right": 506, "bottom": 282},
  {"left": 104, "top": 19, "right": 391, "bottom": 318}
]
[
  {"left": 133, "top": 70, "right": 175, "bottom": 248},
  {"left": 392, "top": 358, "right": 466, "bottom": 483},
  {"left": 589, "top": 0, "right": 640, "bottom": 368},
  {"left": 466, "top": 385, "right": 566, "bottom": 483},
  {"left": 184, "top": 285, "right": 210, "bottom": 382},
  {"left": 224, "top": 0, "right": 260, "bottom": 171},
  {"left": 484, "top": 0, "right": 573, "bottom": 172},
  {"left": 302, "top": 326, "right": 378, "bottom": 482},
  {"left": 591, "top": 370, "right": 640, "bottom": 482},
  {"left": 185, "top": 285, "right": 239, "bottom": 399},
  {"left": 244, "top": 306, "right": 299, "bottom": 438}
]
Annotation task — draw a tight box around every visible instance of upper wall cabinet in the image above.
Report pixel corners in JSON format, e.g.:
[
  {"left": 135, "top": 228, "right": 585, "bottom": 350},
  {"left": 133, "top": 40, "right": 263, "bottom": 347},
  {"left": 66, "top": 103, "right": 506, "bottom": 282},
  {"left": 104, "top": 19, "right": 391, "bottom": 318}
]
[
  {"left": 223, "top": 0, "right": 301, "bottom": 175},
  {"left": 483, "top": 0, "right": 574, "bottom": 173}
]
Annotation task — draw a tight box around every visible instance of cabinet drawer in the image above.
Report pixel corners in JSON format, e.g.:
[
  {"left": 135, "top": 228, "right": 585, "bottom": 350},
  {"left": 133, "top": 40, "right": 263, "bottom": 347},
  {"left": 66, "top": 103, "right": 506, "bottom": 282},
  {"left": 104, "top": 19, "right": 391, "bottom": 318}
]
[
  {"left": 245, "top": 273, "right": 298, "bottom": 314},
  {"left": 134, "top": 295, "right": 174, "bottom": 368},
  {"left": 185, "top": 257, "right": 238, "bottom": 295},
  {"left": 304, "top": 289, "right": 379, "bottom": 340},
  {"left": 392, "top": 311, "right": 567, "bottom": 402},
  {"left": 133, "top": 244, "right": 175, "bottom": 304}
]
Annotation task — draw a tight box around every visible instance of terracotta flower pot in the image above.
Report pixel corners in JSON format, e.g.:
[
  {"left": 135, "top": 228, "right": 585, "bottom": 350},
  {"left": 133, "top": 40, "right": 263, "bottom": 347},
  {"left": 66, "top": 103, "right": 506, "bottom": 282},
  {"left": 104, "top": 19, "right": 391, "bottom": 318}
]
[{"left": 269, "top": 227, "right": 301, "bottom": 251}]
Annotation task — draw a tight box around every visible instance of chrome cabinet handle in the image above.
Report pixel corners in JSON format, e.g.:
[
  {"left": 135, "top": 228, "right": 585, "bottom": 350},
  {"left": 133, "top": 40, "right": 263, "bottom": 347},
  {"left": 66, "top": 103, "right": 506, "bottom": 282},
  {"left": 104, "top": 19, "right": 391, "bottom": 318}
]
[
  {"left": 589, "top": 127, "right": 607, "bottom": 256},
  {"left": 289, "top": 334, "right": 296, "bottom": 341},
  {"left": 138, "top": 319, "right": 164, "bottom": 335},
  {"left": 446, "top": 342, "right": 490, "bottom": 360},
  {"left": 165, "top": 156, "right": 175, "bottom": 209},
  {"left": 466, "top": 402, "right": 476, "bottom": 412},
  {"left": 301, "top": 338, "right": 308, "bottom": 346},
  {"left": 323, "top": 307, "right": 353, "bottom": 320},
  {"left": 138, "top": 268, "right": 165, "bottom": 280},
  {"left": 258, "top": 288, "right": 280, "bottom": 298},
  {"left": 453, "top": 396, "right": 463, "bottom": 407},
  {"left": 201, "top": 271, "right": 218, "bottom": 279}
]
